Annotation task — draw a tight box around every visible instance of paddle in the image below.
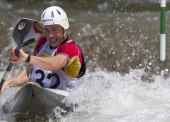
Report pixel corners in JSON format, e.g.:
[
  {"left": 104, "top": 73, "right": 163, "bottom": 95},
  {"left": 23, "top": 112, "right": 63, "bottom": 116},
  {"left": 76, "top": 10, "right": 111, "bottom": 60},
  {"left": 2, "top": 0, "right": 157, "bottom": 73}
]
[{"left": 0, "top": 18, "right": 44, "bottom": 91}]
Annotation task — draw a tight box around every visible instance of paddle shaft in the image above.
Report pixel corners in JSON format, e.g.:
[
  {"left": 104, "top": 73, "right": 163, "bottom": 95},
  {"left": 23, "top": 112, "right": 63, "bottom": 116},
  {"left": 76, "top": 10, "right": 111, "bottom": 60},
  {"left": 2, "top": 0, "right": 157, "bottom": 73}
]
[
  {"left": 0, "top": 48, "right": 19, "bottom": 91},
  {"left": 0, "top": 18, "right": 44, "bottom": 92}
]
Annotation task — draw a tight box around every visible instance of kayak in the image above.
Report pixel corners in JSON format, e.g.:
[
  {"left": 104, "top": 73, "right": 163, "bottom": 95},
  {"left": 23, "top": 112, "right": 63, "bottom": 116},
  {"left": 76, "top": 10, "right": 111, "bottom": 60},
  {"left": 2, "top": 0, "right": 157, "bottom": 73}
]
[{"left": 3, "top": 82, "right": 72, "bottom": 120}]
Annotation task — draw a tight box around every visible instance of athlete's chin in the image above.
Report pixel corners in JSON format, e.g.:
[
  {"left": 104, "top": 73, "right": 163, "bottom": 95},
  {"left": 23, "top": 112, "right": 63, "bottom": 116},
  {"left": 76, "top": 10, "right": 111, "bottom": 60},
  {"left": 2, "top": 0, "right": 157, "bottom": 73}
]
[{"left": 50, "top": 42, "right": 61, "bottom": 48}]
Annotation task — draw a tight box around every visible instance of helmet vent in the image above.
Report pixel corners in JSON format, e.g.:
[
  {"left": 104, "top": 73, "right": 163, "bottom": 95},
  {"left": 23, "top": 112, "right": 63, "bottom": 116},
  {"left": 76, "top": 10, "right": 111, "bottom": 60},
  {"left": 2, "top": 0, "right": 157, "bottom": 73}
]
[
  {"left": 56, "top": 9, "right": 61, "bottom": 15},
  {"left": 42, "top": 12, "right": 46, "bottom": 18},
  {"left": 51, "top": 11, "right": 54, "bottom": 18}
]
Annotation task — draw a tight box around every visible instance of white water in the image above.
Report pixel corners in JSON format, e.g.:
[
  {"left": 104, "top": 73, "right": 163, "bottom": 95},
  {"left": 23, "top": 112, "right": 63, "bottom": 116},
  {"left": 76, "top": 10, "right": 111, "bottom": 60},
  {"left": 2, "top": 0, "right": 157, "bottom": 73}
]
[
  {"left": 63, "top": 69, "right": 170, "bottom": 122},
  {"left": 1, "top": 69, "right": 170, "bottom": 122}
]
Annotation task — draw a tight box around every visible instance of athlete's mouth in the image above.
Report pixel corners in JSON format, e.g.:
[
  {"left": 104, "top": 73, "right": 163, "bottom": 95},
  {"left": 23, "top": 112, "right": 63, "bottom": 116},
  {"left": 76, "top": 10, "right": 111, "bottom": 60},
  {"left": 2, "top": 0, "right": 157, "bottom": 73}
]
[{"left": 50, "top": 39, "right": 57, "bottom": 43}]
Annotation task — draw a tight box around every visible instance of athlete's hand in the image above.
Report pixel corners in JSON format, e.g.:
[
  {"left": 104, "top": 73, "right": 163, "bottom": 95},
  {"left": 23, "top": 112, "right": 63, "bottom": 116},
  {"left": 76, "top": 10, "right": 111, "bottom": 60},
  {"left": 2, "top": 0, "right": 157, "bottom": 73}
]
[
  {"left": 9, "top": 48, "right": 27, "bottom": 64},
  {"left": 0, "top": 80, "right": 8, "bottom": 96},
  {"left": 0, "top": 91, "right": 3, "bottom": 96}
]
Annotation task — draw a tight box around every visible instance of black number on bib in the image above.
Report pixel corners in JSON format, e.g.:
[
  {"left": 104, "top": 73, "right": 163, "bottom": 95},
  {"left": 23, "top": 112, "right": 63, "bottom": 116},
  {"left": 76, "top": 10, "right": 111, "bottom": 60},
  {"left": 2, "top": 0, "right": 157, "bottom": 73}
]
[
  {"left": 47, "top": 73, "right": 60, "bottom": 88},
  {"left": 35, "top": 70, "right": 45, "bottom": 87},
  {"left": 34, "top": 69, "right": 60, "bottom": 89}
]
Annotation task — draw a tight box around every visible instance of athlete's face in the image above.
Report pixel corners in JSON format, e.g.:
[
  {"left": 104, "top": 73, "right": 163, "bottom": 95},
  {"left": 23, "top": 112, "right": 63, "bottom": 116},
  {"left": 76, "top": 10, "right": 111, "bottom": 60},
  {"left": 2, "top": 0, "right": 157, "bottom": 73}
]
[{"left": 44, "top": 24, "right": 65, "bottom": 48}]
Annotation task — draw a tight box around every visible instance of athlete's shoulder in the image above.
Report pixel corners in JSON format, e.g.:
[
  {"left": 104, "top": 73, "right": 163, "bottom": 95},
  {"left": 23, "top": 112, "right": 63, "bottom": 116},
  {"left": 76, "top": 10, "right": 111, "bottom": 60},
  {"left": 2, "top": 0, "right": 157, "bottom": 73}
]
[
  {"left": 56, "top": 38, "right": 81, "bottom": 54},
  {"left": 59, "top": 38, "right": 80, "bottom": 50},
  {"left": 34, "top": 36, "right": 47, "bottom": 56}
]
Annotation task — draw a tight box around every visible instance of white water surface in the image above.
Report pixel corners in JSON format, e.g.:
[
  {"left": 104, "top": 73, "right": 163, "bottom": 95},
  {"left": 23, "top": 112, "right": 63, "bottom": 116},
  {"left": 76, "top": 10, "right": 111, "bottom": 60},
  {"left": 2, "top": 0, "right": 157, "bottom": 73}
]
[{"left": 0, "top": 69, "right": 170, "bottom": 122}]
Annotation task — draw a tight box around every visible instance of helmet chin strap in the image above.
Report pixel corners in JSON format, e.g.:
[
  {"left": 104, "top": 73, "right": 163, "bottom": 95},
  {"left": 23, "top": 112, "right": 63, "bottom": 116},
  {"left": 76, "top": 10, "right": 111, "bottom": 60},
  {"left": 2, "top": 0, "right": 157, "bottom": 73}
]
[
  {"left": 62, "top": 30, "right": 66, "bottom": 41},
  {"left": 64, "top": 30, "right": 66, "bottom": 39}
]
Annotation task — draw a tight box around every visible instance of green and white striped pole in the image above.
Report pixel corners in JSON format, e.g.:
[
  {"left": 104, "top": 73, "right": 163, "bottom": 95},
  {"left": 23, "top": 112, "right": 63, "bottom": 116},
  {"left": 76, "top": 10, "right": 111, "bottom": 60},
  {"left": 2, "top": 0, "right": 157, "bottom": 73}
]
[{"left": 160, "top": 0, "right": 166, "bottom": 61}]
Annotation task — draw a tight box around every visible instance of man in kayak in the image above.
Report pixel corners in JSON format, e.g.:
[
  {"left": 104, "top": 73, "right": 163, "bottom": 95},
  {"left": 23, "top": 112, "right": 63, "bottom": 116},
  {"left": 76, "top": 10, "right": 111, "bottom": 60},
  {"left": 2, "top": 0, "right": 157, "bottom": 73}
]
[{"left": 0, "top": 6, "right": 86, "bottom": 95}]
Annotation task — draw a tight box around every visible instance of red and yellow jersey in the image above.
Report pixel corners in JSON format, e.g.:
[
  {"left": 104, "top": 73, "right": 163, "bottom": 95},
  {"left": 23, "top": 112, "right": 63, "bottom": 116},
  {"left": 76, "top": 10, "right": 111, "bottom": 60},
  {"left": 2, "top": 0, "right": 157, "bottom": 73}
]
[
  {"left": 29, "top": 36, "right": 86, "bottom": 91},
  {"left": 34, "top": 36, "right": 85, "bottom": 78}
]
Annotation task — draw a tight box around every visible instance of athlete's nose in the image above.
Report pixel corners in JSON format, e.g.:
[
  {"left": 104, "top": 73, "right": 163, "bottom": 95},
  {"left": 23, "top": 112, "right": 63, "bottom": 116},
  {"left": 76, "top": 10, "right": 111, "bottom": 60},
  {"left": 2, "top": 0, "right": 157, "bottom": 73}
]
[{"left": 49, "top": 32, "right": 55, "bottom": 38}]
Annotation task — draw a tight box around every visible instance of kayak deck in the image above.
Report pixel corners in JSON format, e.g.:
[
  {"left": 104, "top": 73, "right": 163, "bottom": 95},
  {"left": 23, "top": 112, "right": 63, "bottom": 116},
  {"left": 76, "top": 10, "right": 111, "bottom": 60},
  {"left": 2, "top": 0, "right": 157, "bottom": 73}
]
[{"left": 3, "top": 82, "right": 71, "bottom": 120}]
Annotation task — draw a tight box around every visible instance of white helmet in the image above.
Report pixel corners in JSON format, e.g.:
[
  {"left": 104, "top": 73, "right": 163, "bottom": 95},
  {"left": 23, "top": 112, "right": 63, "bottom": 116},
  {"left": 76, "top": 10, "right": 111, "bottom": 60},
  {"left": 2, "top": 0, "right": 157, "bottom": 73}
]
[{"left": 41, "top": 6, "right": 69, "bottom": 29}]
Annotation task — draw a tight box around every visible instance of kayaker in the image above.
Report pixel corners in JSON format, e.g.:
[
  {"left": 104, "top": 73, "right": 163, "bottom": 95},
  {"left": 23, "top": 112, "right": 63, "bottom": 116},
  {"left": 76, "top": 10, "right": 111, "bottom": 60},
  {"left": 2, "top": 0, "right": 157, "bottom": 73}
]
[{"left": 0, "top": 6, "right": 86, "bottom": 95}]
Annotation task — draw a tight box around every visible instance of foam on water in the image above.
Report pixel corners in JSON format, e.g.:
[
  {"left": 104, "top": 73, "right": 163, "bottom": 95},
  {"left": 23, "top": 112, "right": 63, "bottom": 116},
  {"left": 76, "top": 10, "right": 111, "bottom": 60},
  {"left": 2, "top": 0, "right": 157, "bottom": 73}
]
[
  {"left": 61, "top": 69, "right": 170, "bottom": 122},
  {"left": 1, "top": 0, "right": 170, "bottom": 121},
  {"left": 1, "top": 69, "right": 170, "bottom": 121}
]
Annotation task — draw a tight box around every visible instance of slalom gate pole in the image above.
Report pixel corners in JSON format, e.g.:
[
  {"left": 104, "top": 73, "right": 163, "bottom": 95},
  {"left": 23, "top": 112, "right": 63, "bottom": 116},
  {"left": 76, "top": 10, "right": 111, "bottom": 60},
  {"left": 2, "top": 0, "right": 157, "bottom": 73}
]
[{"left": 160, "top": 0, "right": 166, "bottom": 61}]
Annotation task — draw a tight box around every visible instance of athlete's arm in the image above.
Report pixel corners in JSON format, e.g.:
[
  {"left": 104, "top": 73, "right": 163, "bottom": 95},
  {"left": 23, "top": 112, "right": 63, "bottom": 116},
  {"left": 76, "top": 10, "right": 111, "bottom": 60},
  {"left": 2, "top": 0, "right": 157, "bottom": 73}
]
[
  {"left": 29, "top": 54, "right": 68, "bottom": 71},
  {"left": 9, "top": 48, "right": 68, "bottom": 71},
  {"left": 0, "top": 64, "right": 32, "bottom": 95}
]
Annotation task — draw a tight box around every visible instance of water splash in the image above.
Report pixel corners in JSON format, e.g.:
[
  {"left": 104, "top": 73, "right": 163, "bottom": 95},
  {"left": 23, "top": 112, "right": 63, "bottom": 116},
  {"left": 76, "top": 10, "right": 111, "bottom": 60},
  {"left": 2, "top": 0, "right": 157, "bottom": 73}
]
[{"left": 61, "top": 69, "right": 170, "bottom": 122}]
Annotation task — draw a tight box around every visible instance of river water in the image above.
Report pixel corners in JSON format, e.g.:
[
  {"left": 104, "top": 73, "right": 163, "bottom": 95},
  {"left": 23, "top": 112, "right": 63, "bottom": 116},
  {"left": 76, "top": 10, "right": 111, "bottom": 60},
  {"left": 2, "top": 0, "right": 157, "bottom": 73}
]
[{"left": 1, "top": 0, "right": 170, "bottom": 121}]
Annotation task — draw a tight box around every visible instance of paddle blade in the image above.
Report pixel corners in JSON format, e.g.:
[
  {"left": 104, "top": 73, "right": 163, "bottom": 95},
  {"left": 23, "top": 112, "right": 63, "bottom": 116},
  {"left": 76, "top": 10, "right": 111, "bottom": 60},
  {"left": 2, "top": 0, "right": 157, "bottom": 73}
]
[{"left": 13, "top": 18, "right": 44, "bottom": 48}]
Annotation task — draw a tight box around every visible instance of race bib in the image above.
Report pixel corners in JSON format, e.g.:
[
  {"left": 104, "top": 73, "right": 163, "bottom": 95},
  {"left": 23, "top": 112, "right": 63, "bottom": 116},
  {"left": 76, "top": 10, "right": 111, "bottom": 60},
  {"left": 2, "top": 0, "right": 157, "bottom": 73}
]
[{"left": 30, "top": 65, "right": 60, "bottom": 88}]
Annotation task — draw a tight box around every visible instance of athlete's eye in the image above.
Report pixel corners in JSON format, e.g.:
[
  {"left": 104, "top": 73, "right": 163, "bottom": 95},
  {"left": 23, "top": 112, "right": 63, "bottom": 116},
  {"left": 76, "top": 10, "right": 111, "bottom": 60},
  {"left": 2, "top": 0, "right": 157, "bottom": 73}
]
[
  {"left": 53, "top": 28, "right": 58, "bottom": 32},
  {"left": 44, "top": 29, "right": 49, "bottom": 33}
]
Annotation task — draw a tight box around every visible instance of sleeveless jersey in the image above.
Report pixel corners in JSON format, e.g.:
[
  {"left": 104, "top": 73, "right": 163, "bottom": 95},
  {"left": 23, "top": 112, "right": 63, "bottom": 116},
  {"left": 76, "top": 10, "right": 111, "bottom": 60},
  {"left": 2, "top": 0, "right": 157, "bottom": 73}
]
[{"left": 29, "top": 36, "right": 86, "bottom": 92}]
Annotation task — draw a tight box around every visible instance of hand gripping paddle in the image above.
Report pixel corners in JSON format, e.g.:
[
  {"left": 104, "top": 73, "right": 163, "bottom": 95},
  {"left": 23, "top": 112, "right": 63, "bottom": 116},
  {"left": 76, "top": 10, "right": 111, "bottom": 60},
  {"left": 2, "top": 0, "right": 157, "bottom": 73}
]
[{"left": 0, "top": 18, "right": 44, "bottom": 91}]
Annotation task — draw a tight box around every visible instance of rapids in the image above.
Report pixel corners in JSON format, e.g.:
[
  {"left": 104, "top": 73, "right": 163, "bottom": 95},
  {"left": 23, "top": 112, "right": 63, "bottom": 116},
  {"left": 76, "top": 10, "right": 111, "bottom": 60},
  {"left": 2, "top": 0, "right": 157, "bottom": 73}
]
[{"left": 0, "top": 0, "right": 170, "bottom": 121}]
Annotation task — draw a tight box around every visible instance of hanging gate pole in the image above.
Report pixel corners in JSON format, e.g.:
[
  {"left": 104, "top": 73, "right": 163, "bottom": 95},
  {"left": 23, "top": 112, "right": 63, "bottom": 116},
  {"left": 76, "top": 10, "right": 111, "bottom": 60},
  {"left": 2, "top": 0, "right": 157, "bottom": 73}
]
[{"left": 160, "top": 0, "right": 166, "bottom": 61}]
